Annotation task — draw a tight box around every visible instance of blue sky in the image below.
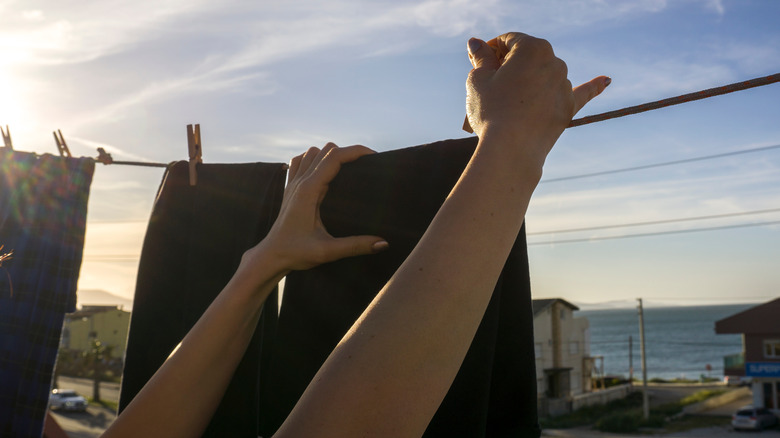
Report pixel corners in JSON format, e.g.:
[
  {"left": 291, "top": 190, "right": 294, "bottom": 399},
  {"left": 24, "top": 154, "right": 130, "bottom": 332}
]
[{"left": 2, "top": 0, "right": 778, "bottom": 308}]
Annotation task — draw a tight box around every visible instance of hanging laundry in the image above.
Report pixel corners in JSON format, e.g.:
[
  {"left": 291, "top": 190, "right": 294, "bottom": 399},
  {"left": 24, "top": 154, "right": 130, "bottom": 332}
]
[
  {"left": 259, "top": 137, "right": 540, "bottom": 437},
  {"left": 0, "top": 149, "right": 95, "bottom": 438},
  {"left": 119, "top": 161, "right": 287, "bottom": 437}
]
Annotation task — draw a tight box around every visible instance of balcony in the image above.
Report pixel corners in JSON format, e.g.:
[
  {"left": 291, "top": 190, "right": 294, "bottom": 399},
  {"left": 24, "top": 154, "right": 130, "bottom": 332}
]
[{"left": 724, "top": 352, "right": 745, "bottom": 376}]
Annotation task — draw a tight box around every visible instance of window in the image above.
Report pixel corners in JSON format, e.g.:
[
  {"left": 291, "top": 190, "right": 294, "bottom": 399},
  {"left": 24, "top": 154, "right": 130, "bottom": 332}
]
[
  {"left": 764, "top": 339, "right": 780, "bottom": 358},
  {"left": 534, "top": 343, "right": 543, "bottom": 358}
]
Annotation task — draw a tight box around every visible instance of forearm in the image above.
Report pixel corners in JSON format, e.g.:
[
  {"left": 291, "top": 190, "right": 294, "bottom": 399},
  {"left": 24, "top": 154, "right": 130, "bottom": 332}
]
[
  {"left": 104, "top": 248, "right": 286, "bottom": 438},
  {"left": 277, "top": 129, "right": 545, "bottom": 437}
]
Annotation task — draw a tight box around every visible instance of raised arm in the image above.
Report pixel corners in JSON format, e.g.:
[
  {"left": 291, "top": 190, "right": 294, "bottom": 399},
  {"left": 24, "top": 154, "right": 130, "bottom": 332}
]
[
  {"left": 103, "top": 145, "right": 388, "bottom": 438},
  {"left": 274, "top": 33, "right": 609, "bottom": 437}
]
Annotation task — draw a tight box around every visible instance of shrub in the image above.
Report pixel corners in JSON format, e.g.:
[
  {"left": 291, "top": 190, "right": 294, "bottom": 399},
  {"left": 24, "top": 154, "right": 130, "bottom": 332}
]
[{"left": 596, "top": 411, "right": 641, "bottom": 433}]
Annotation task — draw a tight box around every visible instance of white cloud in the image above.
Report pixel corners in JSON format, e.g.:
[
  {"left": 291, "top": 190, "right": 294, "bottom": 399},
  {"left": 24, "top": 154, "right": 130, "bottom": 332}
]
[
  {"left": 21, "top": 10, "right": 44, "bottom": 21},
  {"left": 67, "top": 136, "right": 157, "bottom": 163},
  {"left": 704, "top": 0, "right": 725, "bottom": 16},
  {"left": 412, "top": 0, "right": 500, "bottom": 37}
]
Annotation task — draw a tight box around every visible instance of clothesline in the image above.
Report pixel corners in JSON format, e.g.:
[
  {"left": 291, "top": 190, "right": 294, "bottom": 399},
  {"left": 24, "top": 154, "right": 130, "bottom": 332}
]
[
  {"left": 569, "top": 72, "right": 780, "bottom": 127},
  {"left": 3, "top": 73, "right": 778, "bottom": 170}
]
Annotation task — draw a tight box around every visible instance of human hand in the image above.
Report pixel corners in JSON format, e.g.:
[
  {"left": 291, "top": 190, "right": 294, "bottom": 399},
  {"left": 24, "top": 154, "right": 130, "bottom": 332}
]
[
  {"left": 247, "top": 143, "right": 388, "bottom": 274},
  {"left": 464, "top": 32, "right": 610, "bottom": 167}
]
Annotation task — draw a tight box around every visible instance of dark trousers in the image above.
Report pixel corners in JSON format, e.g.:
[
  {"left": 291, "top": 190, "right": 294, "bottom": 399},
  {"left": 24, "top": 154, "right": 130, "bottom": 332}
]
[
  {"left": 121, "top": 139, "right": 540, "bottom": 437},
  {"left": 118, "top": 161, "right": 287, "bottom": 437},
  {"left": 259, "top": 137, "right": 540, "bottom": 437}
]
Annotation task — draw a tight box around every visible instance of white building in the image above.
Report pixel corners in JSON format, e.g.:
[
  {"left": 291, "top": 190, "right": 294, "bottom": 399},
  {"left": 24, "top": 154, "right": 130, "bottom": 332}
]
[{"left": 533, "top": 298, "right": 592, "bottom": 416}]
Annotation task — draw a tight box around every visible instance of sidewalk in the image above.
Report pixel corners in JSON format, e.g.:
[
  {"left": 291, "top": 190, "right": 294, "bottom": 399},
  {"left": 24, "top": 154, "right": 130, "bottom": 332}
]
[
  {"left": 49, "top": 405, "right": 116, "bottom": 438},
  {"left": 543, "top": 425, "right": 780, "bottom": 437}
]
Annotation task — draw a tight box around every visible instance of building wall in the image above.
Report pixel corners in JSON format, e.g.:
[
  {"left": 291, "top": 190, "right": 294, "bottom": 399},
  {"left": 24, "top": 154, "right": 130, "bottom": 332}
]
[
  {"left": 533, "top": 302, "right": 591, "bottom": 399},
  {"left": 564, "top": 314, "right": 590, "bottom": 394},
  {"left": 745, "top": 334, "right": 780, "bottom": 363},
  {"left": 745, "top": 334, "right": 780, "bottom": 411},
  {"left": 62, "top": 309, "right": 130, "bottom": 358},
  {"left": 534, "top": 307, "right": 552, "bottom": 398}
]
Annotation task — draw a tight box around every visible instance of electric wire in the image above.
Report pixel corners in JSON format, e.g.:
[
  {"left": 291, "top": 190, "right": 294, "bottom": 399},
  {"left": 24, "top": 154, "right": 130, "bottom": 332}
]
[
  {"left": 528, "top": 207, "right": 780, "bottom": 235},
  {"left": 528, "top": 219, "right": 780, "bottom": 246},
  {"left": 541, "top": 143, "right": 780, "bottom": 183}
]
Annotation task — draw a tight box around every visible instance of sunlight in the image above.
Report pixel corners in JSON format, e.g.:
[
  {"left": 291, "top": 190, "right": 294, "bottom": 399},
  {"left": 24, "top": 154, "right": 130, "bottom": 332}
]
[{"left": 0, "top": 70, "right": 27, "bottom": 129}]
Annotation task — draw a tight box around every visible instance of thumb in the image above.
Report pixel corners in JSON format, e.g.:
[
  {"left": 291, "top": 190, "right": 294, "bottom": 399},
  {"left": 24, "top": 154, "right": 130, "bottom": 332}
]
[
  {"left": 328, "top": 235, "right": 389, "bottom": 261},
  {"left": 572, "top": 75, "right": 612, "bottom": 116},
  {"left": 467, "top": 37, "right": 500, "bottom": 70}
]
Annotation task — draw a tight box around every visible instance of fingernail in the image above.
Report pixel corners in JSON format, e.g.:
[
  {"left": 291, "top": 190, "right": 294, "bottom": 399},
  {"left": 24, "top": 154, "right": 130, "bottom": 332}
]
[
  {"left": 372, "top": 240, "right": 389, "bottom": 253},
  {"left": 467, "top": 38, "right": 482, "bottom": 55},
  {"left": 604, "top": 76, "right": 612, "bottom": 87}
]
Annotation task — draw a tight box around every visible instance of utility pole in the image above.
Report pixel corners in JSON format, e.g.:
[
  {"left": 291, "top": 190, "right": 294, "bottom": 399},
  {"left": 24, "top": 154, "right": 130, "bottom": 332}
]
[
  {"left": 637, "top": 298, "right": 649, "bottom": 420},
  {"left": 629, "top": 335, "right": 633, "bottom": 385}
]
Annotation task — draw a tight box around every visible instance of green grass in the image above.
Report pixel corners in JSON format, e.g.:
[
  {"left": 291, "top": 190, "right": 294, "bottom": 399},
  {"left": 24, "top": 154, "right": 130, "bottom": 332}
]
[
  {"left": 87, "top": 397, "right": 118, "bottom": 414},
  {"left": 646, "top": 376, "right": 720, "bottom": 384},
  {"left": 679, "top": 388, "right": 727, "bottom": 405},
  {"left": 541, "top": 389, "right": 728, "bottom": 434},
  {"left": 540, "top": 392, "right": 644, "bottom": 429}
]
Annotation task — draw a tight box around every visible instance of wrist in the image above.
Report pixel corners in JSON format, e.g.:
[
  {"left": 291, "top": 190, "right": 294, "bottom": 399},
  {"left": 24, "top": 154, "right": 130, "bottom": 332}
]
[
  {"left": 476, "top": 124, "right": 547, "bottom": 184},
  {"left": 237, "top": 242, "right": 290, "bottom": 290}
]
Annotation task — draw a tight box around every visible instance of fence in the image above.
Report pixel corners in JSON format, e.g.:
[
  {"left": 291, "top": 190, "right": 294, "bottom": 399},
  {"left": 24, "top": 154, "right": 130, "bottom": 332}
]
[{"left": 571, "top": 383, "right": 633, "bottom": 411}]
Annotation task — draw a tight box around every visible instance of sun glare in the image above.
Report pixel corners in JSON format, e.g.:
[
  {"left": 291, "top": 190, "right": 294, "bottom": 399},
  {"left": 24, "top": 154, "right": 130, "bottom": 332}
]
[{"left": 0, "top": 70, "right": 26, "bottom": 129}]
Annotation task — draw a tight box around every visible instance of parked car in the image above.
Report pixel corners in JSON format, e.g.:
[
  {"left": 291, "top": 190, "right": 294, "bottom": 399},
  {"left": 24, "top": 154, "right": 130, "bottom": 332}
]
[
  {"left": 732, "top": 406, "right": 778, "bottom": 431},
  {"left": 49, "top": 389, "right": 88, "bottom": 412},
  {"left": 724, "top": 375, "right": 752, "bottom": 386}
]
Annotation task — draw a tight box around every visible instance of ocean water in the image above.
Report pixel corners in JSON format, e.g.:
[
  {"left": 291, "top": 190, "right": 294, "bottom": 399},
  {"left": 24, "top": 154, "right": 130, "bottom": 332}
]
[{"left": 579, "top": 304, "right": 754, "bottom": 381}]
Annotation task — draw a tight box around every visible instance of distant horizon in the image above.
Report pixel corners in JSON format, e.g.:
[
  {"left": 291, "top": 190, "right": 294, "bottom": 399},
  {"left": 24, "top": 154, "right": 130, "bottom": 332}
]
[
  {"left": 77, "top": 287, "right": 774, "bottom": 313},
  {"left": 572, "top": 299, "right": 766, "bottom": 311}
]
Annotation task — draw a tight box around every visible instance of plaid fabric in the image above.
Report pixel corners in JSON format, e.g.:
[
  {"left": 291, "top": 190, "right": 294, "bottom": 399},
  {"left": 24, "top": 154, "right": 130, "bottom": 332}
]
[{"left": 0, "top": 149, "right": 94, "bottom": 438}]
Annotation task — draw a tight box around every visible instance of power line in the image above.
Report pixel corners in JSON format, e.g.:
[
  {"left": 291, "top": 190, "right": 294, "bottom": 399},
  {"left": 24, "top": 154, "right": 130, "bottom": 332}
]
[
  {"left": 541, "top": 143, "right": 780, "bottom": 183},
  {"left": 528, "top": 219, "right": 780, "bottom": 246},
  {"left": 528, "top": 207, "right": 780, "bottom": 235}
]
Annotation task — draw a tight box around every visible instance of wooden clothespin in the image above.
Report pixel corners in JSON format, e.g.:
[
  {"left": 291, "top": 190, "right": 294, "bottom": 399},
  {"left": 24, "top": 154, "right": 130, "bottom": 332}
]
[
  {"left": 96, "top": 147, "right": 114, "bottom": 165},
  {"left": 186, "top": 124, "right": 202, "bottom": 186},
  {"left": 1, "top": 125, "right": 12, "bottom": 150},
  {"left": 53, "top": 130, "right": 72, "bottom": 157}
]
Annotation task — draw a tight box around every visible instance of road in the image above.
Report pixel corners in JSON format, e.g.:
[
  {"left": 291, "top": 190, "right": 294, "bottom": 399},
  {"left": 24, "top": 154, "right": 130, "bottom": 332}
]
[
  {"left": 50, "top": 376, "right": 119, "bottom": 437},
  {"left": 543, "top": 383, "right": 780, "bottom": 438},
  {"left": 50, "top": 405, "right": 116, "bottom": 438},
  {"left": 543, "top": 426, "right": 780, "bottom": 437},
  {"left": 644, "top": 382, "right": 723, "bottom": 407},
  {"left": 49, "top": 380, "right": 776, "bottom": 437},
  {"left": 55, "top": 375, "right": 120, "bottom": 403}
]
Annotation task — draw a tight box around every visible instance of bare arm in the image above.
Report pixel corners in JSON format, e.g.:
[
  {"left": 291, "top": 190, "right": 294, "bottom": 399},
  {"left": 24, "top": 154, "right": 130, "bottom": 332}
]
[
  {"left": 275, "top": 33, "right": 609, "bottom": 437},
  {"left": 102, "top": 145, "right": 388, "bottom": 438},
  {"left": 103, "top": 31, "right": 608, "bottom": 438}
]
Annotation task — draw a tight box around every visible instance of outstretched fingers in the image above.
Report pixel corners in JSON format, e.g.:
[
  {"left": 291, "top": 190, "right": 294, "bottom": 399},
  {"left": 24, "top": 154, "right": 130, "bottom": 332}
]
[
  {"left": 308, "top": 144, "right": 376, "bottom": 188},
  {"left": 572, "top": 75, "right": 611, "bottom": 117}
]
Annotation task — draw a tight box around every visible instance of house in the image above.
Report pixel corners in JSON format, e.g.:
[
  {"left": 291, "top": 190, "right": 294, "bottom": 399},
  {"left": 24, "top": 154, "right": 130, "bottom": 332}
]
[
  {"left": 533, "top": 298, "right": 591, "bottom": 416},
  {"left": 60, "top": 305, "right": 131, "bottom": 358},
  {"left": 715, "top": 298, "right": 780, "bottom": 412}
]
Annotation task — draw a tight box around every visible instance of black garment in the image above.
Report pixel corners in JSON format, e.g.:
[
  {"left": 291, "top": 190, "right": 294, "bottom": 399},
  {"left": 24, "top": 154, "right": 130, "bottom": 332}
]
[
  {"left": 119, "top": 161, "right": 286, "bottom": 437},
  {"left": 259, "top": 137, "right": 540, "bottom": 437}
]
